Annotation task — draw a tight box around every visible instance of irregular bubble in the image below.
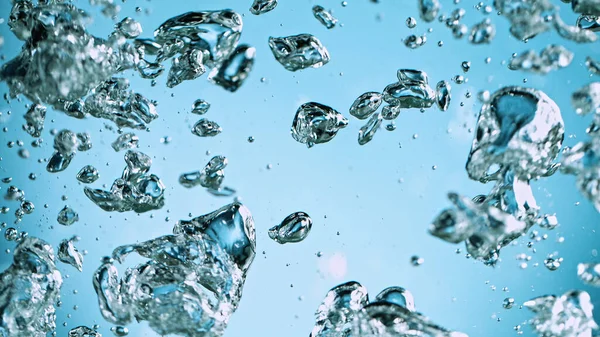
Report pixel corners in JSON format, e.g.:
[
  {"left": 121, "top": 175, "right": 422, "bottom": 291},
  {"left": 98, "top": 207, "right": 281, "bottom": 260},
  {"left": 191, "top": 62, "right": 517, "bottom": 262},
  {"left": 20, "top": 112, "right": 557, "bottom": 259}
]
[
  {"left": 469, "top": 19, "right": 496, "bottom": 44},
  {"left": 571, "top": 82, "right": 600, "bottom": 115},
  {"left": 208, "top": 45, "right": 255, "bottom": 92},
  {"left": 462, "top": 61, "right": 471, "bottom": 72},
  {"left": 179, "top": 155, "right": 228, "bottom": 190},
  {"left": 155, "top": 39, "right": 185, "bottom": 64},
  {"left": 383, "top": 69, "right": 435, "bottom": 109},
  {"left": 452, "top": 24, "right": 469, "bottom": 39},
  {"left": 291, "top": 102, "right": 348, "bottom": 148},
  {"left": 84, "top": 150, "right": 165, "bottom": 213},
  {"left": 179, "top": 171, "right": 205, "bottom": 188},
  {"left": 2, "top": 1, "right": 137, "bottom": 114},
  {"left": 22, "top": 104, "right": 46, "bottom": 138},
  {"left": 418, "top": 0, "right": 441, "bottom": 22},
  {"left": 166, "top": 48, "right": 208, "bottom": 88},
  {"left": 509, "top": 45, "right": 573, "bottom": 75},
  {"left": 84, "top": 78, "right": 158, "bottom": 130},
  {"left": 494, "top": 0, "right": 554, "bottom": 41},
  {"left": 250, "top": 0, "right": 278, "bottom": 15},
  {"left": 357, "top": 302, "right": 467, "bottom": 336},
  {"left": 154, "top": 10, "right": 243, "bottom": 68},
  {"left": 5, "top": 185, "right": 24, "bottom": 201},
  {"left": 69, "top": 326, "right": 102, "bottom": 337},
  {"left": 47, "top": 151, "right": 74, "bottom": 173},
  {"left": 577, "top": 15, "right": 600, "bottom": 31},
  {"left": 94, "top": 203, "right": 255, "bottom": 336},
  {"left": 578, "top": 263, "right": 600, "bottom": 286},
  {"left": 0, "top": 237, "right": 62, "bottom": 337},
  {"left": 57, "top": 206, "right": 79, "bottom": 226},
  {"left": 207, "top": 186, "right": 237, "bottom": 197},
  {"left": 54, "top": 129, "right": 78, "bottom": 155},
  {"left": 410, "top": 255, "right": 424, "bottom": 266},
  {"left": 310, "top": 281, "right": 467, "bottom": 337},
  {"left": 111, "top": 326, "right": 128, "bottom": 336},
  {"left": 173, "top": 202, "right": 256, "bottom": 273},
  {"left": 116, "top": 17, "right": 142, "bottom": 39},
  {"left": 586, "top": 56, "right": 600, "bottom": 75},
  {"left": 544, "top": 256, "right": 562, "bottom": 271},
  {"left": 436, "top": 80, "right": 451, "bottom": 111},
  {"left": 503, "top": 297, "right": 515, "bottom": 309},
  {"left": 20, "top": 200, "right": 34, "bottom": 215},
  {"left": 375, "top": 286, "right": 416, "bottom": 312},
  {"left": 112, "top": 133, "right": 139, "bottom": 152},
  {"left": 4, "top": 227, "right": 18, "bottom": 241},
  {"left": 397, "top": 68, "right": 429, "bottom": 84},
  {"left": 17, "top": 148, "right": 30, "bottom": 159},
  {"left": 90, "top": 0, "right": 120, "bottom": 17},
  {"left": 381, "top": 105, "right": 401, "bottom": 120},
  {"left": 136, "top": 59, "right": 164, "bottom": 79},
  {"left": 309, "top": 281, "right": 369, "bottom": 337},
  {"left": 524, "top": 290, "right": 598, "bottom": 337},
  {"left": 572, "top": 0, "right": 600, "bottom": 15},
  {"left": 358, "top": 113, "right": 383, "bottom": 146},
  {"left": 64, "top": 99, "right": 86, "bottom": 119},
  {"left": 77, "top": 132, "right": 93, "bottom": 152},
  {"left": 77, "top": 165, "right": 100, "bottom": 184},
  {"left": 561, "top": 136, "right": 600, "bottom": 211},
  {"left": 135, "top": 38, "right": 161, "bottom": 56},
  {"left": 268, "top": 34, "right": 330, "bottom": 72},
  {"left": 484, "top": 168, "right": 540, "bottom": 223},
  {"left": 192, "top": 118, "right": 222, "bottom": 137},
  {"left": 349, "top": 92, "right": 383, "bottom": 120},
  {"left": 538, "top": 214, "right": 559, "bottom": 229},
  {"left": 406, "top": 17, "right": 417, "bottom": 28},
  {"left": 192, "top": 99, "right": 211, "bottom": 115},
  {"left": 313, "top": 5, "right": 338, "bottom": 29},
  {"left": 404, "top": 34, "right": 426, "bottom": 49},
  {"left": 553, "top": 12, "right": 599, "bottom": 43},
  {"left": 268, "top": 212, "right": 313, "bottom": 244},
  {"left": 466, "top": 86, "right": 563, "bottom": 183},
  {"left": 430, "top": 181, "right": 533, "bottom": 265},
  {"left": 58, "top": 236, "right": 84, "bottom": 272}
]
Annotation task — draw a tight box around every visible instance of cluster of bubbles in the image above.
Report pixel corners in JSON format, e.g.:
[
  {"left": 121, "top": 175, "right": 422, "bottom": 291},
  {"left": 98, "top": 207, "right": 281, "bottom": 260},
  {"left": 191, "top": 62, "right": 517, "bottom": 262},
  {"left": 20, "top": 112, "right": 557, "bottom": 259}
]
[{"left": 0, "top": 0, "right": 600, "bottom": 337}]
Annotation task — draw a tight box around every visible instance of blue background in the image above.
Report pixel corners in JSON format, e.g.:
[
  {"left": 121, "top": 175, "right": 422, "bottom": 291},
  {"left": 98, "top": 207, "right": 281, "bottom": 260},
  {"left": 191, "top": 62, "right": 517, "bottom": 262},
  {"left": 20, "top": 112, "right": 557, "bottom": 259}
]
[{"left": 1, "top": 0, "right": 600, "bottom": 336}]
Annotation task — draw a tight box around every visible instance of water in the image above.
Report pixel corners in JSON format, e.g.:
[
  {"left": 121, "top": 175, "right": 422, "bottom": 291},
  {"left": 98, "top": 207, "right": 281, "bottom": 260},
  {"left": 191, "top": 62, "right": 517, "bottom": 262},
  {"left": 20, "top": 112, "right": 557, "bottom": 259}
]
[{"left": 1, "top": 1, "right": 600, "bottom": 337}]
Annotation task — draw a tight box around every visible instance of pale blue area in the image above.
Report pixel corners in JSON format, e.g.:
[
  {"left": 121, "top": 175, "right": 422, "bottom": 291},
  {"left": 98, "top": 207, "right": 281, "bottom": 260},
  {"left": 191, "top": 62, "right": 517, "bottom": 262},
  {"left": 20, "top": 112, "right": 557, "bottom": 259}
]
[{"left": 0, "top": 1, "right": 599, "bottom": 337}]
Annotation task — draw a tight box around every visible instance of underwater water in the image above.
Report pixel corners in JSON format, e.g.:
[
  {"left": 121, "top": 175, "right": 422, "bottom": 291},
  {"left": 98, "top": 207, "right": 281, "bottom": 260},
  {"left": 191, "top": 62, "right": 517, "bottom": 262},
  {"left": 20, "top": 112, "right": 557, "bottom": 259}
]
[{"left": 1, "top": 0, "right": 600, "bottom": 336}]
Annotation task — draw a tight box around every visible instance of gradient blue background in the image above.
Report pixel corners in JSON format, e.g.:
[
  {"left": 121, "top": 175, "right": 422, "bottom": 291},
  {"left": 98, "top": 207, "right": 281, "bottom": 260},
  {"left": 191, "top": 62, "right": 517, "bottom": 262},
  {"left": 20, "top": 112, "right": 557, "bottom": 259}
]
[{"left": 1, "top": 0, "right": 599, "bottom": 336}]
